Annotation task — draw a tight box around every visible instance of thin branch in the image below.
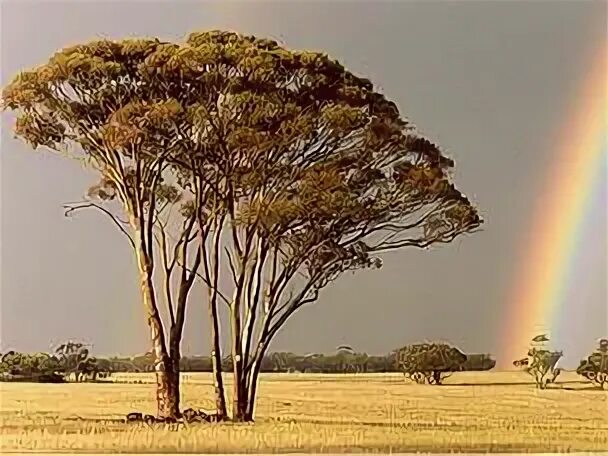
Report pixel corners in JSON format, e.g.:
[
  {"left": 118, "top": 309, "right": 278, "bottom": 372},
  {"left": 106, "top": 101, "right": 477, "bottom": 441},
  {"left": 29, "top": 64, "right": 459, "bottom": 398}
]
[
  {"left": 63, "top": 202, "right": 135, "bottom": 250},
  {"left": 175, "top": 257, "right": 231, "bottom": 306},
  {"left": 242, "top": 239, "right": 268, "bottom": 366},
  {"left": 224, "top": 246, "right": 239, "bottom": 284},
  {"left": 153, "top": 226, "right": 176, "bottom": 328},
  {"left": 174, "top": 248, "right": 201, "bottom": 337}
]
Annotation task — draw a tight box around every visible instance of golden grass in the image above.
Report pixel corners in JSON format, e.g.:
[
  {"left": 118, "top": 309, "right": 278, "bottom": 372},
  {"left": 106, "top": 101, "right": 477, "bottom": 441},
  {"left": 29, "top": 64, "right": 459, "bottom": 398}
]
[{"left": 0, "top": 371, "right": 606, "bottom": 453}]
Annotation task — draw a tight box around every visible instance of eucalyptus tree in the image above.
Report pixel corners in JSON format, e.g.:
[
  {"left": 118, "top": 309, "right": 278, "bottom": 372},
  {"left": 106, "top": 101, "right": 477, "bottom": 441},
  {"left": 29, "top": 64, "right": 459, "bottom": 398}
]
[
  {"left": 162, "top": 30, "right": 482, "bottom": 421},
  {"left": 2, "top": 40, "right": 204, "bottom": 418},
  {"left": 2, "top": 29, "right": 482, "bottom": 422}
]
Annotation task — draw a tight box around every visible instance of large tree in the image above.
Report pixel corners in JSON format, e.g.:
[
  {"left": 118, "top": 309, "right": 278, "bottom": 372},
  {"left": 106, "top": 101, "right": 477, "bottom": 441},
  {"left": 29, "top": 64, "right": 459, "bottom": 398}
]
[
  {"left": 163, "top": 31, "right": 481, "bottom": 420},
  {"left": 1, "top": 39, "right": 206, "bottom": 419},
  {"left": 2, "top": 30, "right": 482, "bottom": 422}
]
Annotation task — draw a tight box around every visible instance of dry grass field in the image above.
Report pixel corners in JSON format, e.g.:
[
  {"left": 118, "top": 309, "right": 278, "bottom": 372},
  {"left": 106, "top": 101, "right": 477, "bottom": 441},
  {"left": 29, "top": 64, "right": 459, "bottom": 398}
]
[{"left": 0, "top": 370, "right": 606, "bottom": 453}]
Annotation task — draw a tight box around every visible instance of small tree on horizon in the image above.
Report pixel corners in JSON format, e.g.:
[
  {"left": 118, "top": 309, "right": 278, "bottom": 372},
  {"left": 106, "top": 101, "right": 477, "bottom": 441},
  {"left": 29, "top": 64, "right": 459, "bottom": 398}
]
[
  {"left": 394, "top": 343, "right": 467, "bottom": 385},
  {"left": 512, "top": 335, "right": 562, "bottom": 389},
  {"left": 576, "top": 338, "right": 608, "bottom": 390}
]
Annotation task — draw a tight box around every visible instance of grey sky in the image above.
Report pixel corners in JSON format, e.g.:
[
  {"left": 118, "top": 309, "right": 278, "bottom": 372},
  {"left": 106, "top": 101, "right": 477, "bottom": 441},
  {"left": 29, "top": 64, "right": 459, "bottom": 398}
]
[{"left": 1, "top": 0, "right": 606, "bottom": 368}]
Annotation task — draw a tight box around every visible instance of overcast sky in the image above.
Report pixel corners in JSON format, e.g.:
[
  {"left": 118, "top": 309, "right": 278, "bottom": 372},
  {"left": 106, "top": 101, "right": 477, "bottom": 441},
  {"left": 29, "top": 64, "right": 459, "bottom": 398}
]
[{"left": 1, "top": 0, "right": 606, "bottom": 368}]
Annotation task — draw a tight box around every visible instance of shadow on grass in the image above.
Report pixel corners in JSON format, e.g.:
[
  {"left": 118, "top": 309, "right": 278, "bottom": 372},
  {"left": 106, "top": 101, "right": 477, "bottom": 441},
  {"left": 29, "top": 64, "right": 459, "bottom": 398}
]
[
  {"left": 63, "top": 416, "right": 463, "bottom": 431},
  {"left": 448, "top": 379, "right": 587, "bottom": 387},
  {"left": 318, "top": 443, "right": 579, "bottom": 453},
  {"left": 266, "top": 416, "right": 478, "bottom": 431},
  {"left": 563, "top": 385, "right": 607, "bottom": 392}
]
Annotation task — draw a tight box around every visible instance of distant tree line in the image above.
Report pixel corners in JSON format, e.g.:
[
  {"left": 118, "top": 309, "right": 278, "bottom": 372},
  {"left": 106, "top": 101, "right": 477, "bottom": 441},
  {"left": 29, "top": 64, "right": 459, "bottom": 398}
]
[
  {"left": 5, "top": 337, "right": 606, "bottom": 392},
  {"left": 1, "top": 343, "right": 497, "bottom": 379},
  {"left": 88, "top": 348, "right": 498, "bottom": 374},
  {"left": 0, "top": 341, "right": 109, "bottom": 383}
]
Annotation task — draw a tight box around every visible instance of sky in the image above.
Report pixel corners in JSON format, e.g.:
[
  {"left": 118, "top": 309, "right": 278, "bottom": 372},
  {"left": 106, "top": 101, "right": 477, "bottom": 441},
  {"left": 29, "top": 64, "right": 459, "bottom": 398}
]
[{"left": 0, "top": 0, "right": 606, "bottom": 368}]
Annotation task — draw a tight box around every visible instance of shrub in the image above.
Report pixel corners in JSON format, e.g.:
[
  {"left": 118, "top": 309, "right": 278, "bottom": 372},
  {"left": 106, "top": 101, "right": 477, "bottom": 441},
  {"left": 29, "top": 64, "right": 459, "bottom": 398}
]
[
  {"left": 513, "top": 335, "right": 562, "bottom": 389},
  {"left": 394, "top": 343, "right": 467, "bottom": 385},
  {"left": 576, "top": 338, "right": 608, "bottom": 390}
]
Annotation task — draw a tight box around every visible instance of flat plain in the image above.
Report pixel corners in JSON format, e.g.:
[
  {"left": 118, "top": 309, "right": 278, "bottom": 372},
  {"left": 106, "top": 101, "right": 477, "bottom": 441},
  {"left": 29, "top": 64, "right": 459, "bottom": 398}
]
[{"left": 0, "top": 371, "right": 606, "bottom": 453}]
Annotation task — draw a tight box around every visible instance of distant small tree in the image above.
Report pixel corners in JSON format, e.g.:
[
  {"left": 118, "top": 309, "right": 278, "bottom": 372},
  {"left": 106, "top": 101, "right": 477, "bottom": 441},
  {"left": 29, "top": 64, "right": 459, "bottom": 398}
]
[
  {"left": 55, "top": 341, "right": 98, "bottom": 382},
  {"left": 132, "top": 351, "right": 156, "bottom": 372},
  {"left": 0, "top": 351, "right": 23, "bottom": 375},
  {"left": 334, "top": 346, "right": 368, "bottom": 373},
  {"left": 269, "top": 352, "right": 297, "bottom": 372},
  {"left": 394, "top": 343, "right": 467, "bottom": 385},
  {"left": 576, "top": 338, "right": 608, "bottom": 390},
  {"left": 513, "top": 335, "right": 562, "bottom": 389}
]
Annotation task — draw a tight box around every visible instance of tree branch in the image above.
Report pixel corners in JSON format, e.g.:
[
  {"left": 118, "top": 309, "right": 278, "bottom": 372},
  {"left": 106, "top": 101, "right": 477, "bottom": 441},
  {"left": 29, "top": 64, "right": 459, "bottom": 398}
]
[
  {"left": 175, "top": 256, "right": 231, "bottom": 307},
  {"left": 63, "top": 202, "right": 135, "bottom": 250},
  {"left": 154, "top": 225, "right": 176, "bottom": 328}
]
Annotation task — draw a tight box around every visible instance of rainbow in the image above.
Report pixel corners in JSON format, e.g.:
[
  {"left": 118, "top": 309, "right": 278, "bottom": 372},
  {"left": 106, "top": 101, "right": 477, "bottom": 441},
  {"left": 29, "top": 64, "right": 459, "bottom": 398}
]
[{"left": 500, "top": 43, "right": 608, "bottom": 367}]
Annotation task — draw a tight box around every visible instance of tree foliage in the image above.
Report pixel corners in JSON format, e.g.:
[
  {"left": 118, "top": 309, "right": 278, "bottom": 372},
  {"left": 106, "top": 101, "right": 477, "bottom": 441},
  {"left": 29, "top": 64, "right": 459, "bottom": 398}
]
[
  {"left": 55, "top": 340, "right": 104, "bottom": 381},
  {"left": 0, "top": 351, "right": 63, "bottom": 382},
  {"left": 394, "top": 343, "right": 467, "bottom": 385},
  {"left": 0, "top": 342, "right": 109, "bottom": 383},
  {"left": 576, "top": 338, "right": 608, "bottom": 390}
]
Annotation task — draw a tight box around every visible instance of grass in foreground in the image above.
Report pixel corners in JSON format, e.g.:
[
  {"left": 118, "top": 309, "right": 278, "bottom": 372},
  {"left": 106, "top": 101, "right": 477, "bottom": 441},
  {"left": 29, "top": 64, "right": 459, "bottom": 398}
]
[{"left": 0, "top": 371, "right": 607, "bottom": 453}]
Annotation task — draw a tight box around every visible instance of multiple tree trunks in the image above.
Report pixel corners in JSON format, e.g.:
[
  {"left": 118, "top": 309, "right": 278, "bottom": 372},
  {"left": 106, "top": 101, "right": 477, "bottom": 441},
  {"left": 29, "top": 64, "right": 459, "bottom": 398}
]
[{"left": 229, "top": 373, "right": 257, "bottom": 422}]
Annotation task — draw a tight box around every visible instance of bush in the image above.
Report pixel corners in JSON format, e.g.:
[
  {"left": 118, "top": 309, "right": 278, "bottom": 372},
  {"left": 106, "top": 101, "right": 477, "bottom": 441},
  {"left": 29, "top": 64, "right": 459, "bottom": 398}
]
[
  {"left": 0, "top": 351, "right": 64, "bottom": 382},
  {"left": 576, "top": 338, "right": 608, "bottom": 390},
  {"left": 512, "top": 335, "right": 562, "bottom": 389},
  {"left": 394, "top": 343, "right": 467, "bottom": 385}
]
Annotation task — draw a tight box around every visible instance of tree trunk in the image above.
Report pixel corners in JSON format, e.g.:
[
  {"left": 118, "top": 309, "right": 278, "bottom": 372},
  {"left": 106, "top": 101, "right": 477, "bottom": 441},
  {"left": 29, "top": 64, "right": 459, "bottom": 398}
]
[
  {"left": 208, "top": 302, "right": 227, "bottom": 419},
  {"left": 244, "top": 359, "right": 262, "bottom": 421},
  {"left": 233, "top": 373, "right": 248, "bottom": 421},
  {"left": 205, "top": 242, "right": 227, "bottom": 419},
  {"left": 135, "top": 234, "right": 180, "bottom": 419},
  {"left": 166, "top": 332, "right": 183, "bottom": 419},
  {"left": 209, "top": 278, "right": 228, "bottom": 420},
  {"left": 230, "top": 301, "right": 249, "bottom": 421},
  {"left": 242, "top": 341, "right": 271, "bottom": 422},
  {"left": 432, "top": 371, "right": 442, "bottom": 385},
  {"left": 202, "top": 217, "right": 228, "bottom": 419},
  {"left": 231, "top": 344, "right": 248, "bottom": 420},
  {"left": 156, "top": 363, "right": 180, "bottom": 418}
]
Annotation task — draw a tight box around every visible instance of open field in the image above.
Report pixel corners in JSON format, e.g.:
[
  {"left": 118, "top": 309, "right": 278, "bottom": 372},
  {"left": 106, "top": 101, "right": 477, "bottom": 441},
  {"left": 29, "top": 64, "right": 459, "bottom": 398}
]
[{"left": 1, "top": 371, "right": 607, "bottom": 453}]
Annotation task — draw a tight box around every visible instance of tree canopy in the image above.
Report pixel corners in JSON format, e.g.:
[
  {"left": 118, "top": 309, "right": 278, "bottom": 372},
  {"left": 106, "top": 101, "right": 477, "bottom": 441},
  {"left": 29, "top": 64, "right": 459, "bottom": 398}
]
[{"left": 394, "top": 343, "right": 467, "bottom": 385}]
